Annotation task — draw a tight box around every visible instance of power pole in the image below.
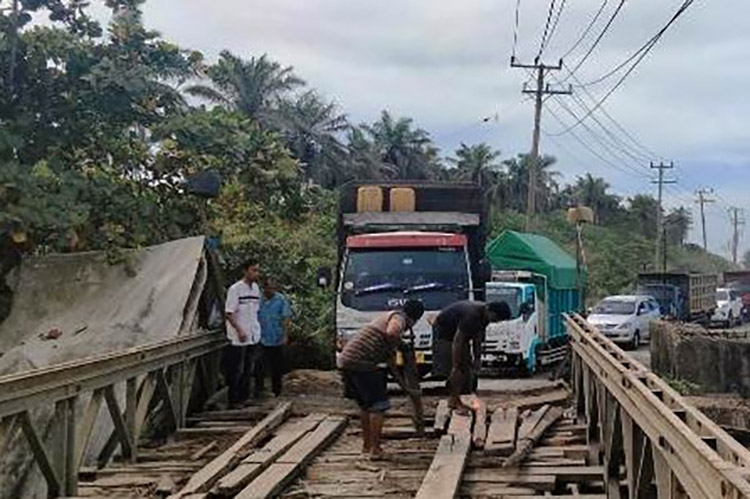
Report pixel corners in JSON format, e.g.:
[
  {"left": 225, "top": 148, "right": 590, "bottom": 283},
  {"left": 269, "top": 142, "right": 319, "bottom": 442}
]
[
  {"left": 651, "top": 162, "right": 675, "bottom": 271},
  {"left": 729, "top": 207, "right": 746, "bottom": 265},
  {"left": 511, "top": 57, "right": 572, "bottom": 231},
  {"left": 695, "top": 188, "right": 715, "bottom": 252}
]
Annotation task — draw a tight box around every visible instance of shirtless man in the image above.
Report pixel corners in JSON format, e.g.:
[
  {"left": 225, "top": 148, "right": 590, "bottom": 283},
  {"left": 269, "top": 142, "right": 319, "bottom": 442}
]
[{"left": 431, "top": 300, "right": 512, "bottom": 413}]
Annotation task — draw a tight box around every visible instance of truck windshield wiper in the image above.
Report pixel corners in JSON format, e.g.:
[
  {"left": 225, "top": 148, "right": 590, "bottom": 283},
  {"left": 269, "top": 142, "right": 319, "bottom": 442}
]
[
  {"left": 354, "top": 283, "right": 404, "bottom": 296},
  {"left": 404, "top": 282, "right": 450, "bottom": 294}
]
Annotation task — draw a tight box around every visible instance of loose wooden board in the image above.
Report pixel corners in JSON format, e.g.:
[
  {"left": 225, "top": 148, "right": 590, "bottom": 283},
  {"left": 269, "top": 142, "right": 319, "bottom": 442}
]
[
  {"left": 485, "top": 407, "right": 518, "bottom": 456},
  {"left": 415, "top": 432, "right": 472, "bottom": 499}
]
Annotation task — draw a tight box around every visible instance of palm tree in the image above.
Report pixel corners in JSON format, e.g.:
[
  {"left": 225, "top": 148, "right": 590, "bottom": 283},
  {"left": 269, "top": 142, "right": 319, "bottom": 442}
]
[
  {"left": 572, "top": 174, "right": 621, "bottom": 223},
  {"left": 502, "top": 154, "right": 560, "bottom": 213},
  {"left": 344, "top": 127, "right": 395, "bottom": 182},
  {"left": 449, "top": 143, "right": 501, "bottom": 184},
  {"left": 665, "top": 207, "right": 693, "bottom": 246},
  {"left": 186, "top": 51, "right": 304, "bottom": 122},
  {"left": 364, "top": 111, "right": 441, "bottom": 180},
  {"left": 273, "top": 91, "right": 349, "bottom": 188},
  {"left": 628, "top": 194, "right": 660, "bottom": 239}
]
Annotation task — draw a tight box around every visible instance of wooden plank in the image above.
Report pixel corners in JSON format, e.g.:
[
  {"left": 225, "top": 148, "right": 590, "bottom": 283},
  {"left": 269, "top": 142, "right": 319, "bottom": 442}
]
[
  {"left": 447, "top": 409, "right": 473, "bottom": 437},
  {"left": 502, "top": 389, "right": 570, "bottom": 411},
  {"left": 415, "top": 432, "right": 472, "bottom": 499},
  {"left": 517, "top": 405, "right": 550, "bottom": 441},
  {"left": 434, "top": 400, "right": 450, "bottom": 434},
  {"left": 103, "top": 384, "right": 134, "bottom": 459},
  {"left": 215, "top": 414, "right": 326, "bottom": 496},
  {"left": 135, "top": 373, "right": 157, "bottom": 438},
  {"left": 63, "top": 396, "right": 78, "bottom": 495},
  {"left": 190, "top": 441, "right": 218, "bottom": 461},
  {"left": 168, "top": 401, "right": 292, "bottom": 498},
  {"left": 236, "top": 416, "right": 347, "bottom": 499},
  {"left": 505, "top": 406, "right": 564, "bottom": 468},
  {"left": 485, "top": 407, "right": 518, "bottom": 456},
  {"left": 19, "top": 410, "right": 61, "bottom": 496},
  {"left": 471, "top": 397, "right": 488, "bottom": 449}
]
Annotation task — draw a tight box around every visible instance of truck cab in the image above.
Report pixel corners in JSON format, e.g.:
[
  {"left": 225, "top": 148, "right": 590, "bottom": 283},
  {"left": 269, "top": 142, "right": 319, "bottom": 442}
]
[
  {"left": 336, "top": 232, "right": 474, "bottom": 372},
  {"left": 333, "top": 182, "right": 488, "bottom": 376},
  {"left": 483, "top": 277, "right": 540, "bottom": 373}
]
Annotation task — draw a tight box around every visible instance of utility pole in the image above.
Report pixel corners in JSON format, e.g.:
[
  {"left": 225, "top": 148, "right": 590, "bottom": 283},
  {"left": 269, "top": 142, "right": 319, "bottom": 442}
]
[
  {"left": 511, "top": 57, "right": 572, "bottom": 231},
  {"left": 729, "top": 207, "right": 746, "bottom": 265},
  {"left": 651, "top": 162, "right": 675, "bottom": 271},
  {"left": 695, "top": 188, "right": 715, "bottom": 252}
]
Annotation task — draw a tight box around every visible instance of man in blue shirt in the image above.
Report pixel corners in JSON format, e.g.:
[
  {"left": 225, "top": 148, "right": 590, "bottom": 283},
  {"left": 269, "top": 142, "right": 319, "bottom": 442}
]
[{"left": 257, "top": 277, "right": 293, "bottom": 396}]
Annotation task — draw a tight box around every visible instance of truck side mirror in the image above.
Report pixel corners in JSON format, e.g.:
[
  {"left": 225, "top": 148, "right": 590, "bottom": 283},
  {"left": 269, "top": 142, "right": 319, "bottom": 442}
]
[{"left": 317, "top": 267, "right": 332, "bottom": 289}]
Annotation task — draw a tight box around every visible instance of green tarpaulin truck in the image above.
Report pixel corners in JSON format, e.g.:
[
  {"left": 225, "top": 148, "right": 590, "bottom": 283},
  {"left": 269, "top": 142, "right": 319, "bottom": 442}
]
[{"left": 483, "top": 230, "right": 585, "bottom": 373}]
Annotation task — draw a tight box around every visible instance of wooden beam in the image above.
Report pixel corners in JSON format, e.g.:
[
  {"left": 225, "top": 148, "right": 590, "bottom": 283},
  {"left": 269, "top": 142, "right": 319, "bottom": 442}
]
[
  {"left": 505, "top": 406, "right": 563, "bottom": 468},
  {"left": 235, "top": 415, "right": 347, "bottom": 499},
  {"left": 486, "top": 407, "right": 518, "bottom": 457},
  {"left": 135, "top": 373, "right": 157, "bottom": 439},
  {"left": 415, "top": 431, "right": 472, "bottom": 499},
  {"left": 434, "top": 400, "right": 450, "bottom": 435},
  {"left": 447, "top": 409, "right": 473, "bottom": 437},
  {"left": 63, "top": 397, "right": 78, "bottom": 496},
  {"left": 168, "top": 401, "right": 292, "bottom": 498},
  {"left": 215, "top": 414, "right": 326, "bottom": 496},
  {"left": 19, "top": 410, "right": 60, "bottom": 496},
  {"left": 461, "top": 395, "right": 487, "bottom": 448},
  {"left": 103, "top": 384, "right": 134, "bottom": 460}
]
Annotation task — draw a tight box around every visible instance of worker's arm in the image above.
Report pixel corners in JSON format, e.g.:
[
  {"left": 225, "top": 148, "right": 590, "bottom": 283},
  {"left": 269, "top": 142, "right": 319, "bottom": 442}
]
[
  {"left": 281, "top": 295, "right": 293, "bottom": 345},
  {"left": 472, "top": 331, "right": 484, "bottom": 374},
  {"left": 385, "top": 316, "right": 409, "bottom": 390},
  {"left": 282, "top": 318, "right": 291, "bottom": 345},
  {"left": 224, "top": 286, "right": 248, "bottom": 342},
  {"left": 448, "top": 330, "right": 472, "bottom": 414}
]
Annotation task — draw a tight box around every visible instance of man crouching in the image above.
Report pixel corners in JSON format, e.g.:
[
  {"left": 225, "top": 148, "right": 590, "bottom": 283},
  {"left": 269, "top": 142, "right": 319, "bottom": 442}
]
[{"left": 337, "top": 300, "right": 425, "bottom": 460}]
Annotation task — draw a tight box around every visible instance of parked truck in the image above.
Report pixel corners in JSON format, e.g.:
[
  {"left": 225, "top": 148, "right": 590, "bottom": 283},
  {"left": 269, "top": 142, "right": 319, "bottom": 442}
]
[
  {"left": 482, "top": 231, "right": 585, "bottom": 374},
  {"left": 328, "top": 182, "right": 489, "bottom": 376},
  {"left": 636, "top": 272, "right": 718, "bottom": 323}
]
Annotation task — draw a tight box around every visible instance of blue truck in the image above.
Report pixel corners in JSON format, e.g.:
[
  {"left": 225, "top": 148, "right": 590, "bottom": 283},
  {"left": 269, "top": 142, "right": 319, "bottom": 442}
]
[{"left": 482, "top": 231, "right": 585, "bottom": 374}]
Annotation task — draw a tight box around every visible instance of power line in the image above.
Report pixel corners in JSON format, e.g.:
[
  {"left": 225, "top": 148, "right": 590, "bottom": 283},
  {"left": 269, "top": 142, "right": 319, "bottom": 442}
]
[
  {"left": 562, "top": 0, "right": 626, "bottom": 82},
  {"left": 560, "top": 0, "right": 610, "bottom": 61},
  {"left": 575, "top": 0, "right": 696, "bottom": 88},
  {"left": 512, "top": 0, "right": 522, "bottom": 59},
  {"left": 552, "top": 0, "right": 697, "bottom": 136},
  {"left": 538, "top": 0, "right": 558, "bottom": 58},
  {"left": 541, "top": 0, "right": 568, "bottom": 56}
]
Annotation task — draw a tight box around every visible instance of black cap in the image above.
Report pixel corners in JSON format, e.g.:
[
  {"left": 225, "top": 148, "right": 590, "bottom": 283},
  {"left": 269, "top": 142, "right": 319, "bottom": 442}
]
[{"left": 487, "top": 301, "right": 512, "bottom": 321}]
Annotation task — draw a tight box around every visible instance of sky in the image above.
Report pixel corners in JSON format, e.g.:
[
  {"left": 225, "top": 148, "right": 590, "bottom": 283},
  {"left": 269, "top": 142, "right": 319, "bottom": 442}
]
[{"left": 129, "top": 0, "right": 747, "bottom": 258}]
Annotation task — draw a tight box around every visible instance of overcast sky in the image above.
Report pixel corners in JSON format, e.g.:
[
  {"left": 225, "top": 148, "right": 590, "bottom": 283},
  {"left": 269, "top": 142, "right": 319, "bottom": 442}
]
[{"left": 136, "top": 0, "right": 747, "bottom": 258}]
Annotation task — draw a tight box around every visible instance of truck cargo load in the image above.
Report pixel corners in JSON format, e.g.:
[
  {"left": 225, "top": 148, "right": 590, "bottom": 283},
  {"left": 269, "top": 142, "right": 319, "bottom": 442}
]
[{"left": 637, "top": 272, "right": 717, "bottom": 323}]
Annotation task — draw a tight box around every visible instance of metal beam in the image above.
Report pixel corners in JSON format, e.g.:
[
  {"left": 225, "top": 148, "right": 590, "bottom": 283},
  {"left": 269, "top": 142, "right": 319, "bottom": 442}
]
[
  {"left": 566, "top": 314, "right": 750, "bottom": 498},
  {"left": 0, "top": 331, "right": 225, "bottom": 419}
]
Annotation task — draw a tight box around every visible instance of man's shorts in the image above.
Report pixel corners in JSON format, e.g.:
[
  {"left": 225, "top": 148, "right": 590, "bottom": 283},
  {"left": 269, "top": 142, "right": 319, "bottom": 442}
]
[{"left": 342, "top": 369, "right": 390, "bottom": 412}]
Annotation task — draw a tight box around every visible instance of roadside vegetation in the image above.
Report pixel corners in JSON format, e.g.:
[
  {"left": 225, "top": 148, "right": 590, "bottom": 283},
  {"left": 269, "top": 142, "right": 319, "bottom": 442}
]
[{"left": 0, "top": 1, "right": 736, "bottom": 367}]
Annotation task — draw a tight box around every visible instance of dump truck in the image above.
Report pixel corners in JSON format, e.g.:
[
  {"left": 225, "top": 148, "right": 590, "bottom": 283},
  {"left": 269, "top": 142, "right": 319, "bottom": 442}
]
[
  {"left": 483, "top": 231, "right": 585, "bottom": 374},
  {"left": 326, "top": 182, "right": 489, "bottom": 376},
  {"left": 636, "top": 272, "right": 718, "bottom": 323}
]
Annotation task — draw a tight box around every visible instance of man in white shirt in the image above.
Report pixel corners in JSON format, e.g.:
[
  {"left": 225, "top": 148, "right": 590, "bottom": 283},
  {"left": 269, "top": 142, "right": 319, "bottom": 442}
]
[{"left": 224, "top": 258, "right": 262, "bottom": 408}]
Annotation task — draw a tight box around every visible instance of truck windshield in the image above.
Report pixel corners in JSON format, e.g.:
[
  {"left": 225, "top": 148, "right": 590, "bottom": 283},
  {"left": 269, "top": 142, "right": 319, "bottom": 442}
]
[
  {"left": 717, "top": 290, "right": 729, "bottom": 301},
  {"left": 341, "top": 248, "right": 469, "bottom": 311},
  {"left": 486, "top": 286, "right": 522, "bottom": 318},
  {"left": 593, "top": 300, "right": 636, "bottom": 315}
]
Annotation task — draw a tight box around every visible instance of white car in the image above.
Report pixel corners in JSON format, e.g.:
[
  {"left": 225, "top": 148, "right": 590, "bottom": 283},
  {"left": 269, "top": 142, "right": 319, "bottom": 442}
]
[
  {"left": 587, "top": 295, "right": 662, "bottom": 349},
  {"left": 712, "top": 288, "right": 743, "bottom": 328}
]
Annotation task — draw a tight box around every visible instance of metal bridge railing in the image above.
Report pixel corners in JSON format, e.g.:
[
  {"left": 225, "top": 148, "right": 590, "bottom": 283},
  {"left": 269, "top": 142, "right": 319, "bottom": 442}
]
[
  {"left": 0, "top": 331, "right": 226, "bottom": 497},
  {"left": 566, "top": 313, "right": 750, "bottom": 499}
]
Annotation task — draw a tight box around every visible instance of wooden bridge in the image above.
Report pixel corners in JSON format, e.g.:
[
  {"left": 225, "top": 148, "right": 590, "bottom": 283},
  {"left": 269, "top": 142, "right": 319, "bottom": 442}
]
[{"left": 1, "top": 316, "right": 749, "bottom": 498}]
